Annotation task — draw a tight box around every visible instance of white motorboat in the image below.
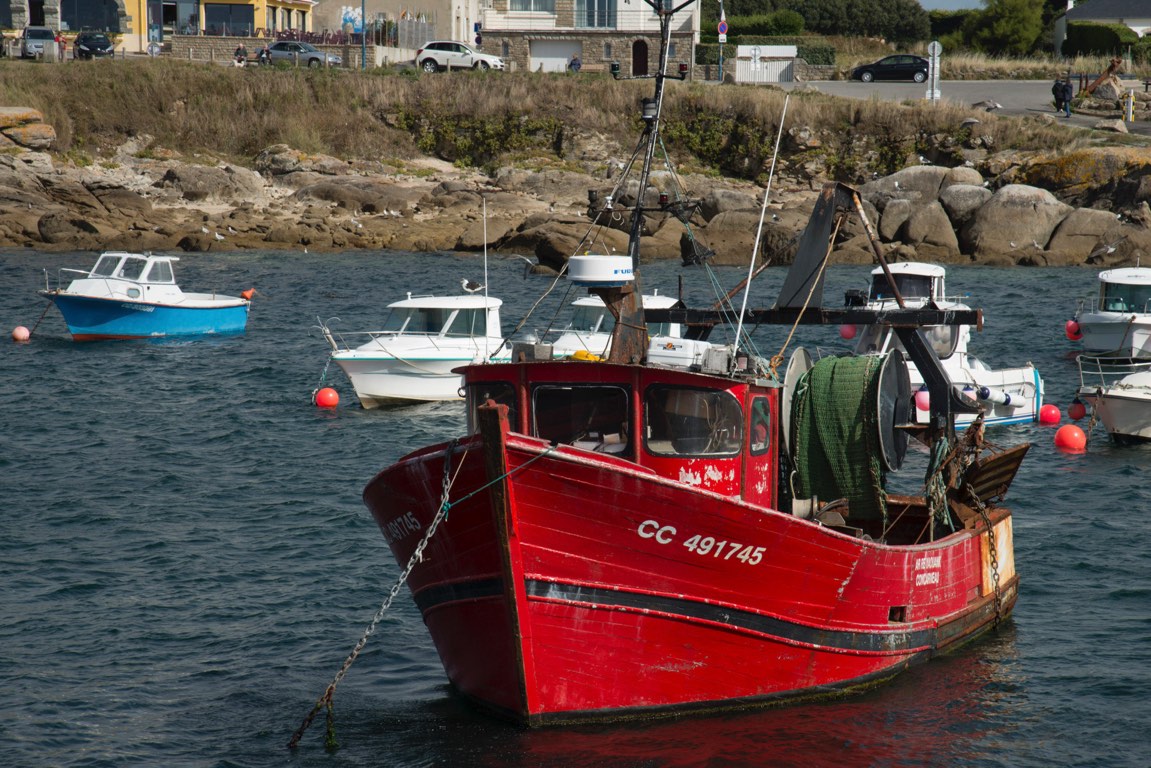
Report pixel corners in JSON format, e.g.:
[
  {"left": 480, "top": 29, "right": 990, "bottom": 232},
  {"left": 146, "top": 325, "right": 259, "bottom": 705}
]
[
  {"left": 847, "top": 262, "right": 1044, "bottom": 427},
  {"left": 319, "top": 293, "right": 509, "bottom": 408},
  {"left": 1076, "top": 354, "right": 1151, "bottom": 443},
  {"left": 1068, "top": 267, "right": 1151, "bottom": 356},
  {"left": 548, "top": 291, "right": 682, "bottom": 359},
  {"left": 40, "top": 251, "right": 251, "bottom": 340}
]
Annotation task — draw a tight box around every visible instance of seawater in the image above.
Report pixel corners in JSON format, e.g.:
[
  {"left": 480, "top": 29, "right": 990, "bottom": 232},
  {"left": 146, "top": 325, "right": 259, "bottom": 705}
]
[{"left": 1, "top": 249, "right": 1149, "bottom": 768}]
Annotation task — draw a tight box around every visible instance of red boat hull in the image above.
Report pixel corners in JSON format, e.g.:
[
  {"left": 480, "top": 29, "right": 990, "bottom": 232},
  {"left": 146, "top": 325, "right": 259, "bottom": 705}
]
[{"left": 365, "top": 430, "right": 1017, "bottom": 725}]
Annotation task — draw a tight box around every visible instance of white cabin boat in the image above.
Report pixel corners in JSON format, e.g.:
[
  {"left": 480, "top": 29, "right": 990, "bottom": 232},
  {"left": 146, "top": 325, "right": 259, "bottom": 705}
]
[
  {"left": 549, "top": 292, "right": 682, "bottom": 359},
  {"left": 1070, "top": 267, "right": 1151, "bottom": 356},
  {"left": 849, "top": 263, "right": 1043, "bottom": 427},
  {"left": 320, "top": 294, "right": 508, "bottom": 408},
  {"left": 1076, "top": 354, "right": 1151, "bottom": 443},
  {"left": 39, "top": 251, "right": 250, "bottom": 340}
]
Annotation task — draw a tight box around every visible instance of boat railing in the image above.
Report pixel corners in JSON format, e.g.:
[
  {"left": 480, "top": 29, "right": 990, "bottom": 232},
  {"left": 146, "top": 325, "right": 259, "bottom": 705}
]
[
  {"left": 1077, "top": 353, "right": 1151, "bottom": 389},
  {"left": 45, "top": 267, "right": 152, "bottom": 298},
  {"left": 1079, "top": 296, "right": 1151, "bottom": 315},
  {"left": 319, "top": 321, "right": 500, "bottom": 355}
]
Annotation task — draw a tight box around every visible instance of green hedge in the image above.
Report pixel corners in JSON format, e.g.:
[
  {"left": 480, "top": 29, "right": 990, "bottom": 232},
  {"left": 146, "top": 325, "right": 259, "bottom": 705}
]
[{"left": 1062, "top": 21, "right": 1139, "bottom": 57}]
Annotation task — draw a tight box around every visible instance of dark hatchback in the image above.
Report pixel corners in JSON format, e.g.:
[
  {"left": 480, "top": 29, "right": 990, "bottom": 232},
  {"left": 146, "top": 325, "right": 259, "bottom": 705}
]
[
  {"left": 851, "top": 54, "right": 929, "bottom": 83},
  {"left": 74, "top": 32, "right": 115, "bottom": 59}
]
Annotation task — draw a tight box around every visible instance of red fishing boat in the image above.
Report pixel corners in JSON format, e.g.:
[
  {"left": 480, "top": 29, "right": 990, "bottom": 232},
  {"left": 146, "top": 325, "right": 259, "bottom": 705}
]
[{"left": 363, "top": 0, "right": 1028, "bottom": 726}]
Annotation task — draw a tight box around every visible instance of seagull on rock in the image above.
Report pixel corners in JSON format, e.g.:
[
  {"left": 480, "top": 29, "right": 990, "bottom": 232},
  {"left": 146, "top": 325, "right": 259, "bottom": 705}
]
[{"left": 461, "top": 278, "right": 485, "bottom": 293}]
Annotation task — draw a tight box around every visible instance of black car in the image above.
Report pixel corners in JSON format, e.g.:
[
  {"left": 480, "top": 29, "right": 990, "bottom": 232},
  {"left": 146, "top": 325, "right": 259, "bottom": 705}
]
[
  {"left": 851, "top": 55, "right": 929, "bottom": 83},
  {"left": 74, "top": 31, "right": 115, "bottom": 59}
]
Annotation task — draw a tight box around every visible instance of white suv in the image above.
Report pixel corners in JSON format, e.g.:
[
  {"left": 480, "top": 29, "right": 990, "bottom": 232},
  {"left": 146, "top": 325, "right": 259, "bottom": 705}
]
[{"left": 415, "top": 41, "right": 504, "bottom": 72}]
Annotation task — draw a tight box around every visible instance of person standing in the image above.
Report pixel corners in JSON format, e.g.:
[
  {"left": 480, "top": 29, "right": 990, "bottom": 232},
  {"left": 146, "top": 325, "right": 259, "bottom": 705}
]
[
  {"left": 1061, "top": 79, "right": 1074, "bottom": 118},
  {"left": 1051, "top": 78, "right": 1063, "bottom": 112}
]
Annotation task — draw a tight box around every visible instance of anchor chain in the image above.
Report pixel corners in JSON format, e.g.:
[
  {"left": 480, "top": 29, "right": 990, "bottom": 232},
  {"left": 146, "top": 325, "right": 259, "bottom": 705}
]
[
  {"left": 968, "top": 487, "right": 1003, "bottom": 627},
  {"left": 1084, "top": 393, "right": 1100, "bottom": 448},
  {"left": 288, "top": 438, "right": 464, "bottom": 751}
]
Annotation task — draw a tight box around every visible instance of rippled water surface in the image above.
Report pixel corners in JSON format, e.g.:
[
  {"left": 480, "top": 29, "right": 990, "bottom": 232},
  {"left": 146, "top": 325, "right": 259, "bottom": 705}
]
[{"left": 2, "top": 250, "right": 1148, "bottom": 767}]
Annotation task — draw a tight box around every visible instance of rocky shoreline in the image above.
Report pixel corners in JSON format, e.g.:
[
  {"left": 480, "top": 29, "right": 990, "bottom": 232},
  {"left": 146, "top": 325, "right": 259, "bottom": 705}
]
[{"left": 3, "top": 104, "right": 1151, "bottom": 271}]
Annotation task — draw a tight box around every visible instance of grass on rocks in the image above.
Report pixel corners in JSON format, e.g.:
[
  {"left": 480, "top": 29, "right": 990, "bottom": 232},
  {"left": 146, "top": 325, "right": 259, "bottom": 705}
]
[{"left": 0, "top": 56, "right": 1139, "bottom": 184}]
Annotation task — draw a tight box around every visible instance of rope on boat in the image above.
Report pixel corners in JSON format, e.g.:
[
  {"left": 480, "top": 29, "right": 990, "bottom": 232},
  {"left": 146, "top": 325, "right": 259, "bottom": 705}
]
[
  {"left": 287, "top": 439, "right": 557, "bottom": 752},
  {"left": 27, "top": 299, "right": 55, "bottom": 338},
  {"left": 310, "top": 355, "right": 336, "bottom": 404}
]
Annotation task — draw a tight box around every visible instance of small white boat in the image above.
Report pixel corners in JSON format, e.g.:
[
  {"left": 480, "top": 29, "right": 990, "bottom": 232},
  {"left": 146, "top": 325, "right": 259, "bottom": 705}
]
[
  {"left": 320, "top": 293, "right": 509, "bottom": 408},
  {"left": 1069, "top": 267, "right": 1151, "bottom": 356},
  {"left": 548, "top": 292, "right": 682, "bottom": 359},
  {"left": 848, "top": 263, "right": 1043, "bottom": 427},
  {"left": 1076, "top": 354, "right": 1151, "bottom": 443},
  {"left": 39, "top": 251, "right": 251, "bottom": 340}
]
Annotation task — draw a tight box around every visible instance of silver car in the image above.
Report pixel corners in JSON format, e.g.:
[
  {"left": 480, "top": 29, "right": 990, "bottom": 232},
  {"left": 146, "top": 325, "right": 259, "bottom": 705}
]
[
  {"left": 266, "top": 41, "right": 341, "bottom": 68},
  {"left": 415, "top": 41, "right": 504, "bottom": 72},
  {"left": 21, "top": 26, "right": 56, "bottom": 58}
]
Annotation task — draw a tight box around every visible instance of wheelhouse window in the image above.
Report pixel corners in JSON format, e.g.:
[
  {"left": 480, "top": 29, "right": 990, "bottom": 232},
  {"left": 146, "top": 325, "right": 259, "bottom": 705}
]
[
  {"left": 645, "top": 386, "right": 743, "bottom": 456},
  {"left": 750, "top": 397, "right": 770, "bottom": 455},
  {"left": 92, "top": 256, "right": 120, "bottom": 277},
  {"left": 117, "top": 258, "right": 148, "bottom": 280},
  {"left": 870, "top": 273, "right": 933, "bottom": 302},
  {"left": 444, "top": 309, "right": 488, "bottom": 337},
  {"left": 1102, "top": 283, "right": 1151, "bottom": 313},
  {"left": 144, "top": 260, "right": 174, "bottom": 283},
  {"left": 380, "top": 307, "right": 452, "bottom": 334},
  {"left": 467, "top": 382, "right": 517, "bottom": 433},
  {"left": 532, "top": 384, "right": 630, "bottom": 454}
]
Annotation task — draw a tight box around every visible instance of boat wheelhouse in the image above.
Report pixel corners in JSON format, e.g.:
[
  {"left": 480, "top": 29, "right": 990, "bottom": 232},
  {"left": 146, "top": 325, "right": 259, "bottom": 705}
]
[
  {"left": 848, "top": 262, "right": 1043, "bottom": 427},
  {"left": 39, "top": 251, "right": 250, "bottom": 340},
  {"left": 320, "top": 293, "right": 509, "bottom": 407},
  {"left": 1070, "top": 267, "right": 1151, "bottom": 355}
]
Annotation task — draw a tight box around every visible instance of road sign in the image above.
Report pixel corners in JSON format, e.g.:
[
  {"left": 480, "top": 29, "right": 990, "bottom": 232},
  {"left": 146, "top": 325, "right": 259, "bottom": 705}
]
[
  {"left": 927, "top": 40, "right": 942, "bottom": 57},
  {"left": 718, "top": 33, "right": 727, "bottom": 43},
  {"left": 718, "top": 20, "right": 728, "bottom": 34}
]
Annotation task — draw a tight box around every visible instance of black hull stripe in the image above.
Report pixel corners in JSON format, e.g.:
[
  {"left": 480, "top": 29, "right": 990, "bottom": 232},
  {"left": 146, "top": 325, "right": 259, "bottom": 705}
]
[{"left": 409, "top": 578, "right": 1019, "bottom": 654}]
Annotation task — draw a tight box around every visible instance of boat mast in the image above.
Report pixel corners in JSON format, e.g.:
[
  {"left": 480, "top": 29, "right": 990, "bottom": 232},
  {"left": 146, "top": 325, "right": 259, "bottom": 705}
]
[{"left": 599, "top": 0, "right": 694, "bottom": 365}]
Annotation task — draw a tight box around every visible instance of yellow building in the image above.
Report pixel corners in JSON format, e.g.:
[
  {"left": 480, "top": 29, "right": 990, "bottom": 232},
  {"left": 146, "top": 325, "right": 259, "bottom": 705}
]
[{"left": 0, "top": 1, "right": 318, "bottom": 53}]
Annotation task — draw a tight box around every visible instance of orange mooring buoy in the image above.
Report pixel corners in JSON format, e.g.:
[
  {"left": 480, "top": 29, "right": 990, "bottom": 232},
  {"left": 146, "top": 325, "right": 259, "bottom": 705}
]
[
  {"left": 315, "top": 387, "right": 339, "bottom": 408},
  {"left": 241, "top": 288, "right": 256, "bottom": 300}
]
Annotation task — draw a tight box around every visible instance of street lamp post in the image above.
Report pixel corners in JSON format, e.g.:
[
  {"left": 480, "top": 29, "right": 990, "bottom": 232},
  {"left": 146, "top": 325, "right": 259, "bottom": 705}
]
[{"left": 361, "top": 0, "right": 366, "bottom": 69}]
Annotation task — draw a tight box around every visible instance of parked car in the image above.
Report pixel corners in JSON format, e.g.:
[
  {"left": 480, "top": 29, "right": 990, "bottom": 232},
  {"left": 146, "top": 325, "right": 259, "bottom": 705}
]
[
  {"left": 20, "top": 26, "right": 56, "bottom": 58},
  {"left": 851, "top": 54, "right": 929, "bottom": 83},
  {"left": 415, "top": 41, "right": 504, "bottom": 72},
  {"left": 74, "top": 31, "right": 115, "bottom": 59},
  {"left": 266, "top": 41, "right": 341, "bottom": 68}
]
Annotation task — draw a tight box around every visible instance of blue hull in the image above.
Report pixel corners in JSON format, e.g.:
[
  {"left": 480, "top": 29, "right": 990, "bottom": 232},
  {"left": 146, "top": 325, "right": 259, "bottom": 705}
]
[{"left": 50, "top": 295, "right": 249, "bottom": 340}]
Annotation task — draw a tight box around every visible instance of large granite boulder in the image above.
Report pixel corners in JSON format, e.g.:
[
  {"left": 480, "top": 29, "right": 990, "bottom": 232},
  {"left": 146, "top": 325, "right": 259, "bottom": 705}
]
[
  {"left": 859, "top": 165, "right": 950, "bottom": 212},
  {"left": 960, "top": 184, "right": 1073, "bottom": 259}
]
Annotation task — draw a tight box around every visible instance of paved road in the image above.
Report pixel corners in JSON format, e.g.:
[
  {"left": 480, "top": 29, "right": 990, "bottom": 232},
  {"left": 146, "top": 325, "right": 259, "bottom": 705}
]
[{"left": 778, "top": 79, "right": 1151, "bottom": 136}]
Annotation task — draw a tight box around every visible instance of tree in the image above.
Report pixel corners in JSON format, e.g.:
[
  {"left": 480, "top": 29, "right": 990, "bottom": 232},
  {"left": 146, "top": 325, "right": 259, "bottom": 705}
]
[{"left": 969, "top": 0, "right": 1044, "bottom": 55}]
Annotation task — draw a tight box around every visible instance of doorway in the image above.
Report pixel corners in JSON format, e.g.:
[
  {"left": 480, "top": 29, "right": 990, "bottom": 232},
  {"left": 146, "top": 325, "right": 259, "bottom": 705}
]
[{"left": 631, "top": 39, "right": 648, "bottom": 76}]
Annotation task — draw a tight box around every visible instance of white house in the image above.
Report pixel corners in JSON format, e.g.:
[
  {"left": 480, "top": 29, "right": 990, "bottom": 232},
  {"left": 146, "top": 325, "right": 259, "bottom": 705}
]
[{"left": 1054, "top": 0, "right": 1151, "bottom": 54}]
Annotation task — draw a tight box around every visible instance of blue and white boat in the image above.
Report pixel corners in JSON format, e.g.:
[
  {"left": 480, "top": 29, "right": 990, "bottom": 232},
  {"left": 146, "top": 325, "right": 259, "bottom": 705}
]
[
  {"left": 319, "top": 293, "right": 509, "bottom": 408},
  {"left": 847, "top": 262, "right": 1044, "bottom": 427},
  {"left": 40, "top": 252, "right": 251, "bottom": 341}
]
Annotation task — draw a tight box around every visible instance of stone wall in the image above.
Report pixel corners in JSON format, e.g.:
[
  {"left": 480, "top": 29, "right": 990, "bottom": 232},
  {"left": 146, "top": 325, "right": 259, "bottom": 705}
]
[
  {"left": 167, "top": 35, "right": 360, "bottom": 68},
  {"left": 491, "top": 30, "right": 695, "bottom": 76}
]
